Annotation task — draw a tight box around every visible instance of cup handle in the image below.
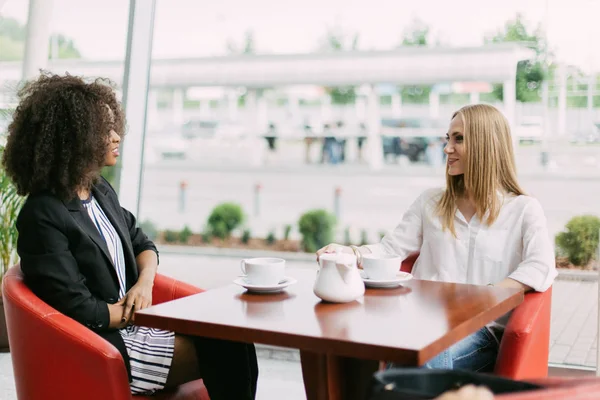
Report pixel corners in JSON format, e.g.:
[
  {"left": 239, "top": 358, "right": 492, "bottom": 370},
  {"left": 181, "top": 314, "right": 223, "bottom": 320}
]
[{"left": 240, "top": 259, "right": 247, "bottom": 275}]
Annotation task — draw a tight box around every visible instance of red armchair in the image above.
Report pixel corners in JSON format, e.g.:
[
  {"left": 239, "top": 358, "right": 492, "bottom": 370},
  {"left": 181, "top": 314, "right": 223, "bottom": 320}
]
[
  {"left": 401, "top": 253, "right": 552, "bottom": 380},
  {"left": 2, "top": 264, "right": 210, "bottom": 400}
]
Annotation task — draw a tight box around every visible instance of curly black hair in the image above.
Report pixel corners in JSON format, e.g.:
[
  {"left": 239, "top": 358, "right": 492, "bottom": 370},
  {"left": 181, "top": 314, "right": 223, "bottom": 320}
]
[{"left": 1, "top": 73, "right": 125, "bottom": 201}]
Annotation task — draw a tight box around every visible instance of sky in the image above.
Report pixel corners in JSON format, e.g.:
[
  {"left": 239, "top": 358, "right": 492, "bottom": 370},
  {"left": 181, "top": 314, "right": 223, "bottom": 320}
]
[{"left": 1, "top": 0, "right": 600, "bottom": 72}]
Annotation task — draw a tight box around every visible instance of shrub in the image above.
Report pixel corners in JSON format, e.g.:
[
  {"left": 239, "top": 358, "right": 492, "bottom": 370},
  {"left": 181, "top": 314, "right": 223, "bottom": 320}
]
[
  {"left": 241, "top": 229, "right": 251, "bottom": 244},
  {"left": 139, "top": 220, "right": 158, "bottom": 241},
  {"left": 0, "top": 144, "right": 25, "bottom": 281},
  {"left": 379, "top": 230, "right": 387, "bottom": 241},
  {"left": 360, "top": 229, "right": 369, "bottom": 246},
  {"left": 266, "top": 231, "right": 276, "bottom": 245},
  {"left": 201, "top": 230, "right": 212, "bottom": 243},
  {"left": 207, "top": 203, "right": 244, "bottom": 239},
  {"left": 164, "top": 230, "right": 179, "bottom": 243},
  {"left": 298, "top": 209, "right": 336, "bottom": 253},
  {"left": 555, "top": 215, "right": 600, "bottom": 267},
  {"left": 283, "top": 224, "right": 292, "bottom": 241},
  {"left": 344, "top": 226, "right": 352, "bottom": 246},
  {"left": 179, "top": 226, "right": 193, "bottom": 243}
]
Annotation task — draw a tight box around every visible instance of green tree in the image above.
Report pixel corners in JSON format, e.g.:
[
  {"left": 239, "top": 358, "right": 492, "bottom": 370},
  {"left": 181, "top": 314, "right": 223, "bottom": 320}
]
[
  {"left": 0, "top": 17, "right": 82, "bottom": 61},
  {"left": 226, "top": 30, "right": 256, "bottom": 55},
  {"left": 226, "top": 30, "right": 256, "bottom": 107},
  {"left": 0, "top": 16, "right": 26, "bottom": 61},
  {"left": 400, "top": 17, "right": 429, "bottom": 46},
  {"left": 49, "top": 34, "right": 82, "bottom": 59},
  {"left": 397, "top": 18, "right": 431, "bottom": 104},
  {"left": 320, "top": 26, "right": 359, "bottom": 105},
  {"left": 485, "top": 14, "right": 548, "bottom": 102}
]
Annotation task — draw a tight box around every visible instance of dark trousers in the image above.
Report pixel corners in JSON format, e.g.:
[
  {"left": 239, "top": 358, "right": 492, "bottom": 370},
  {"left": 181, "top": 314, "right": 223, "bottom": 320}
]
[{"left": 193, "top": 337, "right": 259, "bottom": 400}]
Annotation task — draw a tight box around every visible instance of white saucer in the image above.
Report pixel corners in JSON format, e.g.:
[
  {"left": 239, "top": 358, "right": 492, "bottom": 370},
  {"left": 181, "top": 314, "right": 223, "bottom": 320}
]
[
  {"left": 360, "top": 271, "right": 413, "bottom": 288},
  {"left": 234, "top": 276, "right": 297, "bottom": 293}
]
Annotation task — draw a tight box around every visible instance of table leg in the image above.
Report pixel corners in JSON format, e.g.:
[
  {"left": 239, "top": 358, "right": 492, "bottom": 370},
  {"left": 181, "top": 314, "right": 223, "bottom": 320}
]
[{"left": 300, "top": 351, "right": 379, "bottom": 400}]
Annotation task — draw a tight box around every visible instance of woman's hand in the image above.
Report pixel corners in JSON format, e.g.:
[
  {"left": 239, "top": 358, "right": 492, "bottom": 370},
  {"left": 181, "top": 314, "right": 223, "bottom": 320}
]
[
  {"left": 107, "top": 299, "right": 127, "bottom": 329},
  {"left": 434, "top": 385, "right": 493, "bottom": 400},
  {"left": 315, "top": 243, "right": 354, "bottom": 262},
  {"left": 120, "top": 281, "right": 153, "bottom": 324}
]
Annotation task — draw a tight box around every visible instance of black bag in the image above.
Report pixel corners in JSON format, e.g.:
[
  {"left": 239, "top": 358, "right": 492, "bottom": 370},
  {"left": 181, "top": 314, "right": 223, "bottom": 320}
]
[{"left": 368, "top": 369, "right": 543, "bottom": 400}]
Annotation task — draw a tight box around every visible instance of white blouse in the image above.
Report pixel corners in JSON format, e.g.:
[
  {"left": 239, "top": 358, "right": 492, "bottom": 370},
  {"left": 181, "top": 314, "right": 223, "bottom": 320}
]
[{"left": 365, "top": 188, "right": 557, "bottom": 293}]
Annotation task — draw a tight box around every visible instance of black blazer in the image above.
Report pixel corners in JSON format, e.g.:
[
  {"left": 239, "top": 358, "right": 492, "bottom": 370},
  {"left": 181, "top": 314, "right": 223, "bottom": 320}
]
[{"left": 16, "top": 177, "right": 158, "bottom": 380}]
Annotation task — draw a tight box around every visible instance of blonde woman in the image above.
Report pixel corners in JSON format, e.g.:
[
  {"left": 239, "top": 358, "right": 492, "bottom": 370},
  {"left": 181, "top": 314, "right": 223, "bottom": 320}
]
[{"left": 317, "top": 104, "right": 557, "bottom": 371}]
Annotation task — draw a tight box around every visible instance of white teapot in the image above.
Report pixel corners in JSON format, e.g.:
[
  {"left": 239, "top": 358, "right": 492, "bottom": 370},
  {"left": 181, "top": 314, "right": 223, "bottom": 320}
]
[{"left": 313, "top": 251, "right": 365, "bottom": 303}]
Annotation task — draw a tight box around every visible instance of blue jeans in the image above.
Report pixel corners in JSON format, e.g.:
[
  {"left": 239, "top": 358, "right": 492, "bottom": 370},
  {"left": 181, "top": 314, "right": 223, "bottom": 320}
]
[{"left": 423, "top": 327, "right": 501, "bottom": 372}]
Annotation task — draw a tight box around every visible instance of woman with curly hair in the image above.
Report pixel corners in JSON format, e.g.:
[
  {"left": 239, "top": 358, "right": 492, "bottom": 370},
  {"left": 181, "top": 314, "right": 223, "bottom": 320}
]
[{"left": 2, "top": 73, "right": 258, "bottom": 399}]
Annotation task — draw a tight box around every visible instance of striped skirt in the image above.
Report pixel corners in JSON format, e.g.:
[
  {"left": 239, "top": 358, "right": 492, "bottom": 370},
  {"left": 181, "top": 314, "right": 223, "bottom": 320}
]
[{"left": 120, "top": 325, "right": 176, "bottom": 395}]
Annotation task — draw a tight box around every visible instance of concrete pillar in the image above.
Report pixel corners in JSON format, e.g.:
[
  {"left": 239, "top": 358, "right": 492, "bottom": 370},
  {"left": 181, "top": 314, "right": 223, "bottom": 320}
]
[
  {"left": 227, "top": 89, "right": 239, "bottom": 121},
  {"left": 146, "top": 89, "right": 158, "bottom": 128},
  {"left": 541, "top": 80, "right": 550, "bottom": 167},
  {"left": 355, "top": 95, "right": 367, "bottom": 122},
  {"left": 245, "top": 89, "right": 257, "bottom": 129},
  {"left": 257, "top": 95, "right": 268, "bottom": 134},
  {"left": 557, "top": 64, "right": 567, "bottom": 137},
  {"left": 429, "top": 91, "right": 440, "bottom": 119},
  {"left": 199, "top": 100, "right": 211, "bottom": 119},
  {"left": 588, "top": 73, "right": 594, "bottom": 134},
  {"left": 469, "top": 92, "right": 480, "bottom": 104},
  {"left": 391, "top": 92, "right": 402, "bottom": 118},
  {"left": 22, "top": 0, "right": 54, "bottom": 80},
  {"left": 287, "top": 93, "right": 299, "bottom": 125},
  {"left": 172, "top": 88, "right": 184, "bottom": 127},
  {"left": 503, "top": 77, "right": 518, "bottom": 151},
  {"left": 320, "top": 95, "right": 332, "bottom": 125},
  {"left": 117, "top": 0, "right": 156, "bottom": 217},
  {"left": 503, "top": 79, "right": 517, "bottom": 128},
  {"left": 366, "top": 85, "right": 383, "bottom": 170}
]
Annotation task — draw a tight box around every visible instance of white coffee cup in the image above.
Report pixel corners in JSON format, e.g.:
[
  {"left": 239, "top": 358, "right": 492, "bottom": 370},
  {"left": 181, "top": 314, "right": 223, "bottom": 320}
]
[
  {"left": 240, "top": 257, "right": 286, "bottom": 286},
  {"left": 362, "top": 254, "right": 402, "bottom": 281}
]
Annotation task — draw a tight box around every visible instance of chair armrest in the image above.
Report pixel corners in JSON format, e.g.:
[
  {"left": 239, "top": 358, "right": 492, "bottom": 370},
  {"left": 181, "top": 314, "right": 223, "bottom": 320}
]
[
  {"left": 152, "top": 273, "right": 204, "bottom": 305},
  {"left": 400, "top": 252, "right": 419, "bottom": 273},
  {"left": 494, "top": 287, "right": 552, "bottom": 380}
]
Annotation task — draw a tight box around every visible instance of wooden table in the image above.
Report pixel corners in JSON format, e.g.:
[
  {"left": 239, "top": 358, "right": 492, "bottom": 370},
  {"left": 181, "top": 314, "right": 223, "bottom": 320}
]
[{"left": 136, "top": 269, "right": 523, "bottom": 400}]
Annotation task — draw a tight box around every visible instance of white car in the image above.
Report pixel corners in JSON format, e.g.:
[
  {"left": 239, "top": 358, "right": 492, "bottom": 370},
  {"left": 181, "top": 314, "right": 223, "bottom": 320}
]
[{"left": 515, "top": 117, "right": 544, "bottom": 143}]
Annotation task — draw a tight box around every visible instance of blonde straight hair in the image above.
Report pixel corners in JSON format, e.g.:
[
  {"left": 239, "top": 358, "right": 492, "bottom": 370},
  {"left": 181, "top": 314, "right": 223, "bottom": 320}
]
[{"left": 437, "top": 104, "right": 525, "bottom": 235}]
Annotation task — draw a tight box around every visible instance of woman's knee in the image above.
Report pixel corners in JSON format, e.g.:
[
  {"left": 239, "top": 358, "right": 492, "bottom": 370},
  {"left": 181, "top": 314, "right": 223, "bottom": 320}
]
[{"left": 166, "top": 335, "right": 201, "bottom": 387}]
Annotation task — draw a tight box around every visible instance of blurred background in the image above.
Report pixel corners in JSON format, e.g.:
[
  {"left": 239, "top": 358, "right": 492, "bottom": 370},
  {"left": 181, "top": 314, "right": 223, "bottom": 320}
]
[{"left": 1, "top": 0, "right": 600, "bottom": 390}]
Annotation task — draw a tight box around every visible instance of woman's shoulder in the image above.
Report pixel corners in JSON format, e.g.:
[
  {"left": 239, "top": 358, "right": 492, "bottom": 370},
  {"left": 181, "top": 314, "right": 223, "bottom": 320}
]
[
  {"left": 18, "top": 192, "right": 67, "bottom": 226},
  {"left": 418, "top": 187, "right": 445, "bottom": 205},
  {"left": 506, "top": 193, "right": 545, "bottom": 216}
]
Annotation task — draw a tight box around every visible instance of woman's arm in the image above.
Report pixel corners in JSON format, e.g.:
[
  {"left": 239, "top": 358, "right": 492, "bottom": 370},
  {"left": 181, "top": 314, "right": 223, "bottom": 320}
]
[
  {"left": 361, "top": 190, "right": 426, "bottom": 258},
  {"left": 17, "top": 199, "right": 120, "bottom": 330},
  {"left": 506, "top": 198, "right": 557, "bottom": 292},
  {"left": 120, "top": 249, "right": 158, "bottom": 323},
  {"left": 493, "top": 278, "right": 533, "bottom": 292},
  {"left": 316, "top": 190, "right": 428, "bottom": 263},
  {"left": 119, "top": 197, "right": 159, "bottom": 322}
]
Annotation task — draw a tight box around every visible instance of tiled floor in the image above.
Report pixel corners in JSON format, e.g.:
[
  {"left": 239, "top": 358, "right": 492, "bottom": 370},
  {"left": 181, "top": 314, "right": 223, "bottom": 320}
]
[{"left": 549, "top": 279, "right": 598, "bottom": 368}]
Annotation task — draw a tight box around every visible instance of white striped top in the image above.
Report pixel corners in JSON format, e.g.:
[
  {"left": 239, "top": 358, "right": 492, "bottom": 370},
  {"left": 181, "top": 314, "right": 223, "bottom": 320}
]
[{"left": 82, "top": 196, "right": 127, "bottom": 297}]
